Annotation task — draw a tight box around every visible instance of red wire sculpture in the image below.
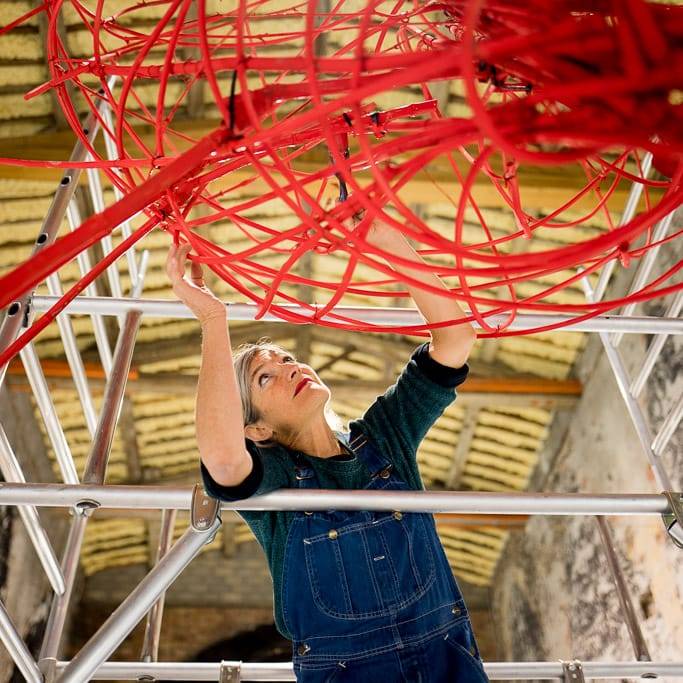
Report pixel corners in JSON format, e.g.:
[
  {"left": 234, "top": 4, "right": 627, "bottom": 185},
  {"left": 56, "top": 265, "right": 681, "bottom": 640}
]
[{"left": 0, "top": 0, "right": 681, "bottom": 366}]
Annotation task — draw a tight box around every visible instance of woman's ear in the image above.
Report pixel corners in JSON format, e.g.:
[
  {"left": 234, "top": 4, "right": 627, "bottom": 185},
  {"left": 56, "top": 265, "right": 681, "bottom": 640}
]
[{"left": 245, "top": 421, "right": 274, "bottom": 444}]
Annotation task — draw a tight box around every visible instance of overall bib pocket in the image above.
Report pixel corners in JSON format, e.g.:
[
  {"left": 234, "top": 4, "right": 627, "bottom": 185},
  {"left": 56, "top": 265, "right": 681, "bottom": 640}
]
[{"left": 303, "top": 511, "right": 436, "bottom": 619}]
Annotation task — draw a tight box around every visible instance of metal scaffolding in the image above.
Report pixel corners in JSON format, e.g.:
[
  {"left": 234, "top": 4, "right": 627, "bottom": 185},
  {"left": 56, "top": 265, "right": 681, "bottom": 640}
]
[{"left": 0, "top": 111, "right": 681, "bottom": 683}]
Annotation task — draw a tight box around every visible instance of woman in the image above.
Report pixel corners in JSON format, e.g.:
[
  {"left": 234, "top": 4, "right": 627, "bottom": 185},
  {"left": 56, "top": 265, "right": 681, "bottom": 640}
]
[{"left": 166, "top": 219, "right": 486, "bottom": 682}]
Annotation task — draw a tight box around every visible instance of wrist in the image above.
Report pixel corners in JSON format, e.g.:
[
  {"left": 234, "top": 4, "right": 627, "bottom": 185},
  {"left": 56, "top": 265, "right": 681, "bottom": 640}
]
[
  {"left": 199, "top": 309, "right": 228, "bottom": 327},
  {"left": 366, "top": 222, "right": 406, "bottom": 251}
]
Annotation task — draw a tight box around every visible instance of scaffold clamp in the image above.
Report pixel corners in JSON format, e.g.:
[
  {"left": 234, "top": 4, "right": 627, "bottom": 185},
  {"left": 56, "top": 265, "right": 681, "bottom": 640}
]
[
  {"left": 74, "top": 499, "right": 100, "bottom": 517},
  {"left": 219, "top": 660, "right": 241, "bottom": 682},
  {"left": 191, "top": 484, "right": 220, "bottom": 532},
  {"left": 662, "top": 491, "right": 683, "bottom": 549},
  {"left": 561, "top": 660, "right": 585, "bottom": 683},
  {"left": 21, "top": 295, "right": 32, "bottom": 328}
]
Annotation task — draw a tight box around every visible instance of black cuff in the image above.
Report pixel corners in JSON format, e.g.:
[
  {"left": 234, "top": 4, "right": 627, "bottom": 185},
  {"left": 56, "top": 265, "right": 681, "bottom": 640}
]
[
  {"left": 200, "top": 451, "right": 263, "bottom": 502},
  {"left": 411, "top": 342, "right": 469, "bottom": 389}
]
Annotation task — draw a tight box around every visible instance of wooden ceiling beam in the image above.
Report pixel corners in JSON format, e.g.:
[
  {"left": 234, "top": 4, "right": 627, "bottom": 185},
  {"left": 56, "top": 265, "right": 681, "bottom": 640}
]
[
  {"left": 79, "top": 322, "right": 290, "bottom": 367},
  {"left": 74, "top": 325, "right": 538, "bottom": 384},
  {"left": 0, "top": 124, "right": 656, "bottom": 210},
  {"left": 10, "top": 328, "right": 536, "bottom": 384},
  {"left": 119, "top": 397, "right": 143, "bottom": 483},
  {"left": 446, "top": 406, "right": 480, "bottom": 489},
  {"left": 313, "top": 343, "right": 356, "bottom": 375},
  {"left": 0, "top": 384, "right": 57, "bottom": 485},
  {"left": 7, "top": 317, "right": 582, "bottom": 410},
  {"left": 6, "top": 368, "right": 580, "bottom": 409}
]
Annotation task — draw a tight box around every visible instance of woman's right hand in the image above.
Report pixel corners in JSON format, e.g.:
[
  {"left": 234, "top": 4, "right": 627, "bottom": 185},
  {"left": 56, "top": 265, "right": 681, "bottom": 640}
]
[{"left": 166, "top": 243, "right": 227, "bottom": 325}]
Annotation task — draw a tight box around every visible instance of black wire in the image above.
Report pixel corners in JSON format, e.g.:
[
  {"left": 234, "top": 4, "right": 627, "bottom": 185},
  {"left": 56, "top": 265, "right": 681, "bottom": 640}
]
[
  {"left": 335, "top": 173, "right": 349, "bottom": 202},
  {"left": 228, "top": 69, "right": 238, "bottom": 134}
]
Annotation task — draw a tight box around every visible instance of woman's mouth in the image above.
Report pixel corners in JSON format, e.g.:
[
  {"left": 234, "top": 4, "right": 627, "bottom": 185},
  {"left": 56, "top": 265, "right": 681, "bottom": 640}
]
[{"left": 294, "top": 378, "right": 312, "bottom": 396}]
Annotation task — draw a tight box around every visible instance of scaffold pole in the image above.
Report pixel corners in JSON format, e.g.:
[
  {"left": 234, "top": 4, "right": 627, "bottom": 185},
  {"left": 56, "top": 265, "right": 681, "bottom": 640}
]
[
  {"left": 28, "top": 295, "right": 683, "bottom": 334},
  {"left": 51, "top": 659, "right": 683, "bottom": 680},
  {"left": 0, "top": 483, "right": 677, "bottom": 515}
]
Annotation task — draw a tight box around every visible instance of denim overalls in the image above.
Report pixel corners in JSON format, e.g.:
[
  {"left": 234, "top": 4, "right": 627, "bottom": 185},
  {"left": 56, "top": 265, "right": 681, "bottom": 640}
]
[{"left": 281, "top": 430, "right": 490, "bottom": 682}]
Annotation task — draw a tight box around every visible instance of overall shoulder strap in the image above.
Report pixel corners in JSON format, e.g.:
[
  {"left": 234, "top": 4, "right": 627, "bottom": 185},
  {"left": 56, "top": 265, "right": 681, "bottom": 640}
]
[
  {"left": 289, "top": 452, "right": 319, "bottom": 490},
  {"left": 346, "top": 428, "right": 393, "bottom": 478}
]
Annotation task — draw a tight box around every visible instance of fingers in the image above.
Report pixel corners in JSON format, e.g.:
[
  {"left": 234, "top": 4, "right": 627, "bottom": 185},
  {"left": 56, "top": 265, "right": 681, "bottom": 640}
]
[
  {"left": 177, "top": 243, "right": 192, "bottom": 263},
  {"left": 166, "top": 242, "right": 193, "bottom": 284},
  {"left": 190, "top": 258, "right": 204, "bottom": 286},
  {"left": 165, "top": 245, "right": 182, "bottom": 284}
]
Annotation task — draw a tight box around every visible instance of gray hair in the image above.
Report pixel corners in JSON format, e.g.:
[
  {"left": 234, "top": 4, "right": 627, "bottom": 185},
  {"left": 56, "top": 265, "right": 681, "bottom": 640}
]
[{"left": 233, "top": 337, "right": 344, "bottom": 446}]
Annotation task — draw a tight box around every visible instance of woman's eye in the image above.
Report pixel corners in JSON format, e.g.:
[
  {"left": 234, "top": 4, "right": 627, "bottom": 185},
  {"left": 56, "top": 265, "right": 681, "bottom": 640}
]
[{"left": 259, "top": 373, "right": 269, "bottom": 386}]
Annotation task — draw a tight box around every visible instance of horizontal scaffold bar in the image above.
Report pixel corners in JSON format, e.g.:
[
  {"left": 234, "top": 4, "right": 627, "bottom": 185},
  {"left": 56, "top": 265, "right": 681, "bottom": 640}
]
[
  {"left": 53, "top": 660, "right": 683, "bottom": 680},
  {"left": 0, "top": 484, "right": 675, "bottom": 515},
  {"left": 30, "top": 296, "right": 683, "bottom": 334}
]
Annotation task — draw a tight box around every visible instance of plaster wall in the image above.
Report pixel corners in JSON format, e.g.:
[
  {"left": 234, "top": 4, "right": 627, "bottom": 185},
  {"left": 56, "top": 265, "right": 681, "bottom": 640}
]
[
  {"left": 491, "top": 306, "right": 682, "bottom": 677},
  {"left": 0, "top": 390, "right": 72, "bottom": 683}
]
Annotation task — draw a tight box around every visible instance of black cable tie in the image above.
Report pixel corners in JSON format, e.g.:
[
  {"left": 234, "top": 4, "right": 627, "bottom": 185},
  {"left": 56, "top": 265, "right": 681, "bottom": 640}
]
[{"left": 228, "top": 69, "right": 238, "bottom": 135}]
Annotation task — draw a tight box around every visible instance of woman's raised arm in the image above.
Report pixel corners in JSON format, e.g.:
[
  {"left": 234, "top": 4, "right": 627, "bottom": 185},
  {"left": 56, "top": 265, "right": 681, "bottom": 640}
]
[
  {"left": 365, "top": 220, "right": 477, "bottom": 369},
  {"left": 165, "top": 244, "right": 252, "bottom": 487}
]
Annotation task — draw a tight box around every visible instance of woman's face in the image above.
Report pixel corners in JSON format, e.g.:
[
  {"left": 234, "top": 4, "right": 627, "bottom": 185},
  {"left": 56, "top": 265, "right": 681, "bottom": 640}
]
[{"left": 246, "top": 348, "right": 330, "bottom": 439}]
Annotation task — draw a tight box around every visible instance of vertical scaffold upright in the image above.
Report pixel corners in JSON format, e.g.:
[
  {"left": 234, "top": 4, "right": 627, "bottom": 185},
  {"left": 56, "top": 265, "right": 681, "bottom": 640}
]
[{"left": 0, "top": 107, "right": 681, "bottom": 682}]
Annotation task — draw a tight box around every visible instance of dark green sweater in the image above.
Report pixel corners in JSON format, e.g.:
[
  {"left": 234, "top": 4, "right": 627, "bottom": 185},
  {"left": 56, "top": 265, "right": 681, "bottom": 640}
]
[{"left": 201, "top": 342, "right": 468, "bottom": 639}]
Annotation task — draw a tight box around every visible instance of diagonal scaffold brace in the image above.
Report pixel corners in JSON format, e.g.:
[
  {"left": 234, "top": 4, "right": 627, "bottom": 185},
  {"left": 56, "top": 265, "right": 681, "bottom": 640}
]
[{"left": 54, "top": 485, "right": 221, "bottom": 683}]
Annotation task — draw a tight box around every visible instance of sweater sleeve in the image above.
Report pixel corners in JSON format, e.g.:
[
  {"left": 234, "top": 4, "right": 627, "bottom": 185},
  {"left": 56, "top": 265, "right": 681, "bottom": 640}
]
[
  {"left": 349, "top": 343, "right": 469, "bottom": 458},
  {"left": 411, "top": 342, "right": 470, "bottom": 389},
  {"left": 200, "top": 440, "right": 289, "bottom": 502}
]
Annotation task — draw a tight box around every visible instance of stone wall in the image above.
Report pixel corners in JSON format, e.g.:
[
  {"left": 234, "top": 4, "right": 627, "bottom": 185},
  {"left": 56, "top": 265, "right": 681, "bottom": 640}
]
[
  {"left": 81, "top": 538, "right": 275, "bottom": 608},
  {"left": 68, "top": 540, "right": 276, "bottom": 665},
  {"left": 69, "top": 604, "right": 278, "bottom": 663},
  {"left": 0, "top": 389, "right": 73, "bottom": 683},
  {"left": 490, "top": 250, "right": 683, "bottom": 676}
]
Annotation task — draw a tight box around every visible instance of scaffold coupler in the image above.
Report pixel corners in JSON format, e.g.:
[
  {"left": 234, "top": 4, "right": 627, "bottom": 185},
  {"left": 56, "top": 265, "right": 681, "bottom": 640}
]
[
  {"left": 662, "top": 491, "right": 683, "bottom": 549},
  {"left": 220, "top": 660, "right": 242, "bottom": 682},
  {"left": 192, "top": 484, "right": 221, "bottom": 535},
  {"left": 561, "top": 660, "right": 585, "bottom": 683}
]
